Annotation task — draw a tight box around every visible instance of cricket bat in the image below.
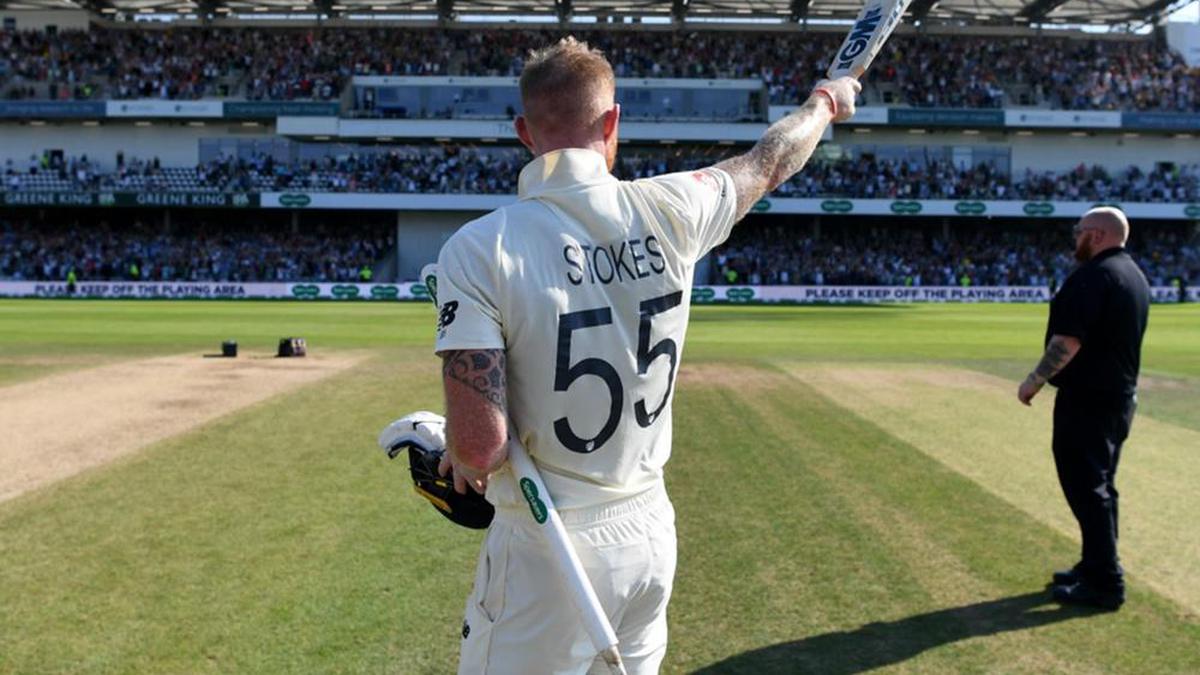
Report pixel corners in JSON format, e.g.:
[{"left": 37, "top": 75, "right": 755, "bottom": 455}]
[
  {"left": 419, "top": 264, "right": 627, "bottom": 675},
  {"left": 827, "top": 0, "right": 915, "bottom": 79}
]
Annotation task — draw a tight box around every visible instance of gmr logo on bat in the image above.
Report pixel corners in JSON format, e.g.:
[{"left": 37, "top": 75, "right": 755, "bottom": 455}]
[
  {"left": 519, "top": 478, "right": 549, "bottom": 524},
  {"left": 836, "top": 6, "right": 883, "bottom": 69}
]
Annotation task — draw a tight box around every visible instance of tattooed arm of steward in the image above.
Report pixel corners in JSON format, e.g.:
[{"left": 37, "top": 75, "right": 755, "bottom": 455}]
[
  {"left": 1026, "top": 335, "right": 1082, "bottom": 388},
  {"left": 1017, "top": 334, "right": 1082, "bottom": 405},
  {"left": 441, "top": 349, "right": 509, "bottom": 475}
]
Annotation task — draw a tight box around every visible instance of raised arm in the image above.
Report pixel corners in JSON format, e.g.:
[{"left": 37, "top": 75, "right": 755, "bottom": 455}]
[{"left": 714, "top": 77, "right": 860, "bottom": 220}]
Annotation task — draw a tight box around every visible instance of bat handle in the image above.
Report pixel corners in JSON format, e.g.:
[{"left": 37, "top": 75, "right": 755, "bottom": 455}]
[
  {"left": 825, "top": 67, "right": 863, "bottom": 81},
  {"left": 506, "top": 437, "right": 623, "bottom": 666},
  {"left": 600, "top": 646, "right": 628, "bottom": 675}
]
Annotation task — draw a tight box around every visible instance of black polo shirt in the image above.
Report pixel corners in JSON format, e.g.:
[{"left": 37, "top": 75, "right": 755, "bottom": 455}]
[{"left": 1046, "top": 247, "right": 1150, "bottom": 396}]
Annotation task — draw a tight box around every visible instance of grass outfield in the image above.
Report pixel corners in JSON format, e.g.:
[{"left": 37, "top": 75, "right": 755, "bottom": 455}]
[{"left": 0, "top": 299, "right": 1197, "bottom": 673}]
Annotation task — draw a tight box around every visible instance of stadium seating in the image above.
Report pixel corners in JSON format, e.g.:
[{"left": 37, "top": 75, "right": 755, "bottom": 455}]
[
  {"left": 0, "top": 218, "right": 393, "bottom": 283},
  {"left": 712, "top": 223, "right": 1199, "bottom": 287},
  {"left": 4, "top": 147, "right": 1197, "bottom": 203},
  {"left": 3, "top": 215, "right": 1194, "bottom": 286},
  {"left": 1, "top": 27, "right": 1197, "bottom": 112},
  {"left": 1, "top": 22, "right": 1197, "bottom": 290}
]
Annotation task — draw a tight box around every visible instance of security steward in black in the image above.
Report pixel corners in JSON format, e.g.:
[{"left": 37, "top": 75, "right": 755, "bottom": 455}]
[{"left": 1017, "top": 207, "right": 1149, "bottom": 611}]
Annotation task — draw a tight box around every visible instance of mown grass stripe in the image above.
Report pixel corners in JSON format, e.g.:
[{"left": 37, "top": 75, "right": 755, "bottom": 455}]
[
  {"left": 670, "top": 361, "right": 1199, "bottom": 674},
  {"left": 669, "top": 371, "right": 934, "bottom": 672},
  {"left": 785, "top": 362, "right": 1200, "bottom": 616}
]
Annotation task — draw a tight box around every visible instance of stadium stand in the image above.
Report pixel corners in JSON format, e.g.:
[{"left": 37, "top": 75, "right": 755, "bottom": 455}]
[
  {"left": 0, "top": 217, "right": 393, "bottom": 282},
  {"left": 3, "top": 214, "right": 1194, "bottom": 286},
  {"left": 1, "top": 27, "right": 1198, "bottom": 111},
  {"left": 4, "top": 147, "right": 1197, "bottom": 203},
  {"left": 0, "top": 10, "right": 1196, "bottom": 295},
  {"left": 710, "top": 222, "right": 1200, "bottom": 287}
]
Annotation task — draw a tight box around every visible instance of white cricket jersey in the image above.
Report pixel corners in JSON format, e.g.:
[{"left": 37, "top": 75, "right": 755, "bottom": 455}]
[{"left": 434, "top": 148, "right": 737, "bottom": 510}]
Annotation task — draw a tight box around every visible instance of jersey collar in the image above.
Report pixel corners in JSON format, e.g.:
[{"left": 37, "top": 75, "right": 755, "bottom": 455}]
[
  {"left": 1087, "top": 247, "right": 1126, "bottom": 266},
  {"left": 518, "top": 148, "right": 614, "bottom": 200}
]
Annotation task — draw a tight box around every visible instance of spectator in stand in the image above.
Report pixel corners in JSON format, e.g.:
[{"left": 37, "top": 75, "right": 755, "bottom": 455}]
[
  {"left": 2, "top": 217, "right": 1193, "bottom": 289},
  {"left": 4, "top": 147, "right": 1195, "bottom": 205},
  {"left": 1, "top": 27, "right": 1197, "bottom": 110},
  {"left": 708, "top": 223, "right": 1199, "bottom": 288},
  {"left": 0, "top": 218, "right": 393, "bottom": 283}
]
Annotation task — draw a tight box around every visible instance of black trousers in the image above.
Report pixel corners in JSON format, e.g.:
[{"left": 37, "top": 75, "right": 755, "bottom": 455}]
[{"left": 1051, "top": 388, "right": 1136, "bottom": 590}]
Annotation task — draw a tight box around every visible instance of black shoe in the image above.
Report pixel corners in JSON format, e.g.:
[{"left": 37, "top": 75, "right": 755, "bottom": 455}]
[
  {"left": 1053, "top": 581, "right": 1125, "bottom": 611},
  {"left": 1052, "top": 567, "right": 1080, "bottom": 586}
]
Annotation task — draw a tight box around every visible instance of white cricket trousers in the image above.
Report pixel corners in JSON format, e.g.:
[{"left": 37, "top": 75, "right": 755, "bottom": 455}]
[{"left": 458, "top": 482, "right": 677, "bottom": 675}]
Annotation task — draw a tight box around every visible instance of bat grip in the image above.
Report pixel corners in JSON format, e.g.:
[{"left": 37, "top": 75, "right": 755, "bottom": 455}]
[
  {"left": 825, "top": 66, "right": 864, "bottom": 81},
  {"left": 812, "top": 87, "right": 838, "bottom": 119},
  {"left": 601, "top": 646, "right": 629, "bottom": 675}
]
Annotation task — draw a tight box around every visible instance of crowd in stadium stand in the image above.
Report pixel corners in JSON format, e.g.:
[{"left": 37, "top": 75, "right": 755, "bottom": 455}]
[
  {"left": 5, "top": 148, "right": 1197, "bottom": 204},
  {"left": 194, "top": 147, "right": 523, "bottom": 194},
  {"left": 710, "top": 224, "right": 1200, "bottom": 287},
  {"left": 0, "top": 218, "right": 393, "bottom": 283},
  {"left": 772, "top": 157, "right": 1200, "bottom": 203},
  {"left": 1, "top": 27, "right": 1197, "bottom": 111},
  {"left": 2, "top": 216, "right": 1194, "bottom": 287}
]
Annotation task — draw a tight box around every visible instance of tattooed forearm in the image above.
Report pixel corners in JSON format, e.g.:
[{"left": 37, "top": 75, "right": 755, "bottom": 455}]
[
  {"left": 1034, "top": 341, "right": 1071, "bottom": 381},
  {"left": 715, "top": 97, "right": 834, "bottom": 219},
  {"left": 442, "top": 349, "right": 507, "bottom": 410},
  {"left": 1027, "top": 336, "right": 1080, "bottom": 385}
]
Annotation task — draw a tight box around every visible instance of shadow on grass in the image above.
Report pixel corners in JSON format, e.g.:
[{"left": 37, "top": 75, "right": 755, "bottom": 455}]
[{"left": 692, "top": 591, "right": 1098, "bottom": 674}]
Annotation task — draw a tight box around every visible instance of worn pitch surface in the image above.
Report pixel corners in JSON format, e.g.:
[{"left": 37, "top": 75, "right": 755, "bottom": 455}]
[{"left": 0, "top": 352, "right": 364, "bottom": 502}]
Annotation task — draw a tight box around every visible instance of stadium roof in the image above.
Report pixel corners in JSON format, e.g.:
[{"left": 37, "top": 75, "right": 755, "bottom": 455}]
[{"left": 1, "top": 0, "right": 1191, "bottom": 28}]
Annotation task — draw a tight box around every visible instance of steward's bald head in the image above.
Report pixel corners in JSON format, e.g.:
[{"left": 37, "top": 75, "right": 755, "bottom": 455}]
[
  {"left": 1080, "top": 206, "right": 1130, "bottom": 246},
  {"left": 519, "top": 37, "right": 616, "bottom": 141}
]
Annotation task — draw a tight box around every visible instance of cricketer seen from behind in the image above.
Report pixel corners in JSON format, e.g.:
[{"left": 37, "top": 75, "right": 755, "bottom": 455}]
[{"left": 425, "top": 37, "right": 859, "bottom": 673}]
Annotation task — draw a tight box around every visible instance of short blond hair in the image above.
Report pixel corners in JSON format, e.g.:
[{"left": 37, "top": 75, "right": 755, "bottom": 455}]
[{"left": 519, "top": 37, "right": 615, "bottom": 135}]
